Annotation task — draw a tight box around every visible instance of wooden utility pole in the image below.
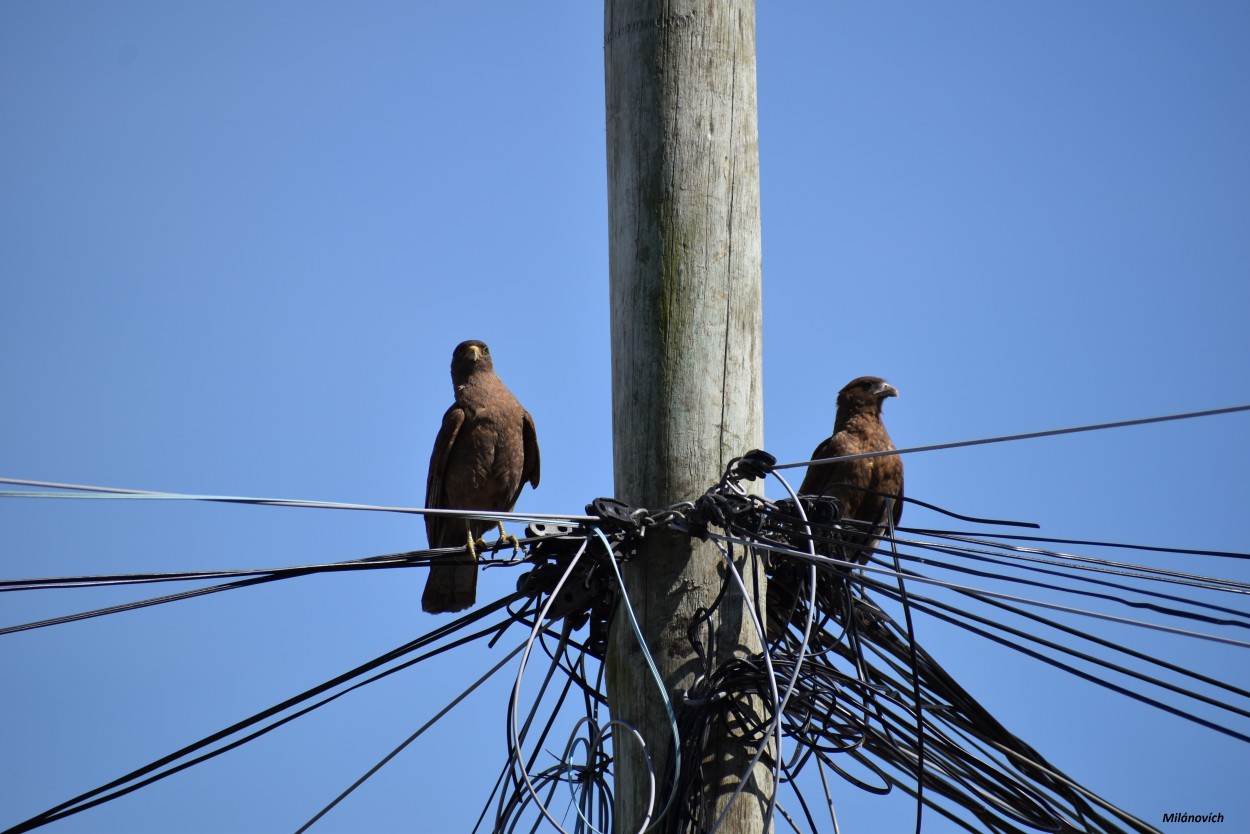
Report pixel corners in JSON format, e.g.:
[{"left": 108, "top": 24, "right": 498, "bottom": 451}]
[{"left": 603, "top": 1, "right": 768, "bottom": 832}]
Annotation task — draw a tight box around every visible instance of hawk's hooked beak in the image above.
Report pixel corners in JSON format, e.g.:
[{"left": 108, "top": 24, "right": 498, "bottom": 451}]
[
  {"left": 466, "top": 345, "right": 484, "bottom": 362},
  {"left": 877, "top": 382, "right": 900, "bottom": 399}
]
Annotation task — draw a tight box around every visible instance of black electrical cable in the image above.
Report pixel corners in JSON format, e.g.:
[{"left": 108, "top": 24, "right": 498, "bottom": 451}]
[
  {"left": 11, "top": 455, "right": 1242, "bottom": 834},
  {"left": 0, "top": 541, "right": 543, "bottom": 636},
  {"left": 868, "top": 574, "right": 1250, "bottom": 723},
  {"left": 882, "top": 538, "right": 1250, "bottom": 631},
  {"left": 860, "top": 575, "right": 1250, "bottom": 745},
  {"left": 3, "top": 593, "right": 529, "bottom": 834},
  {"left": 905, "top": 527, "right": 1250, "bottom": 562},
  {"left": 893, "top": 532, "right": 1250, "bottom": 603}
]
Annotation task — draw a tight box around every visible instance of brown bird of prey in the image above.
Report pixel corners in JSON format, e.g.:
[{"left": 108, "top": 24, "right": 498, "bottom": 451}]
[
  {"left": 422, "top": 340, "right": 540, "bottom": 613},
  {"left": 799, "top": 376, "right": 904, "bottom": 562},
  {"left": 768, "top": 376, "right": 903, "bottom": 641}
]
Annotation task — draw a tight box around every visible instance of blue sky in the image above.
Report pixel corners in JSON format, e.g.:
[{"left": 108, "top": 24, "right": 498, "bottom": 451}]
[{"left": 3, "top": 3, "right": 1248, "bottom": 832}]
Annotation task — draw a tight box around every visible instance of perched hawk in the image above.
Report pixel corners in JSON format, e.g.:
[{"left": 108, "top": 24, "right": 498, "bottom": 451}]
[
  {"left": 422, "top": 340, "right": 540, "bottom": 614},
  {"left": 768, "top": 376, "right": 903, "bottom": 640},
  {"left": 798, "top": 376, "right": 903, "bottom": 561}
]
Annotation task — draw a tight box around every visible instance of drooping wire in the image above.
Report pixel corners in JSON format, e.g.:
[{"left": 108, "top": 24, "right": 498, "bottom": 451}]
[
  {"left": 507, "top": 535, "right": 595, "bottom": 834},
  {"left": 589, "top": 524, "right": 682, "bottom": 833},
  {"left": 698, "top": 535, "right": 784, "bottom": 833}
]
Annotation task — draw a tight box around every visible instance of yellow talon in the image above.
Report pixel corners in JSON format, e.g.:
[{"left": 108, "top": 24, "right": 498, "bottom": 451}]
[
  {"left": 492, "top": 521, "right": 522, "bottom": 555},
  {"left": 465, "top": 531, "right": 485, "bottom": 561}
]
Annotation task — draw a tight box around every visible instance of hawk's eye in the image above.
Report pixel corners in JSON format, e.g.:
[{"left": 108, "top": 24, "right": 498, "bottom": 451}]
[{"left": 861, "top": 380, "right": 873, "bottom": 389}]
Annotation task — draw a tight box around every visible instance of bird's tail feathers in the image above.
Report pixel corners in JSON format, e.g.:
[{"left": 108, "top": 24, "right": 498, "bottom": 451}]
[{"left": 421, "top": 554, "right": 478, "bottom": 614}]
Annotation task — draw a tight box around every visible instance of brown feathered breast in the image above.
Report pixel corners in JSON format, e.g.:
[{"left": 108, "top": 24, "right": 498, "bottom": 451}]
[
  {"left": 422, "top": 340, "right": 540, "bottom": 613},
  {"left": 767, "top": 376, "right": 904, "bottom": 642},
  {"left": 799, "top": 376, "right": 903, "bottom": 562}
]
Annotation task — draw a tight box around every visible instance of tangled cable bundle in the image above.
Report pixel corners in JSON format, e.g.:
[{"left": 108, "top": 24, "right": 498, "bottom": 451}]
[
  {"left": 2, "top": 410, "right": 1249, "bottom": 834},
  {"left": 476, "top": 450, "right": 1245, "bottom": 833}
]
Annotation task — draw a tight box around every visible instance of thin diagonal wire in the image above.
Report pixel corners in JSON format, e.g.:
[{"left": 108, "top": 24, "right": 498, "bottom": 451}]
[
  {"left": 295, "top": 641, "right": 526, "bottom": 833},
  {"left": 5, "top": 595, "right": 526, "bottom": 834},
  {"left": 775, "top": 404, "right": 1250, "bottom": 470}
]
